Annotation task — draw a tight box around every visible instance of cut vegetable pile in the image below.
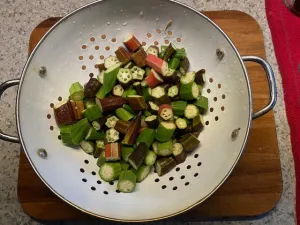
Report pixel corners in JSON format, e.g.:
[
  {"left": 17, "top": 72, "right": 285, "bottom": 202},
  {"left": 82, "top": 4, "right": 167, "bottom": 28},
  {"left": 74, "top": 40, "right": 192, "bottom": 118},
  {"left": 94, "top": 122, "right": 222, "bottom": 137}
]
[{"left": 53, "top": 34, "right": 209, "bottom": 193}]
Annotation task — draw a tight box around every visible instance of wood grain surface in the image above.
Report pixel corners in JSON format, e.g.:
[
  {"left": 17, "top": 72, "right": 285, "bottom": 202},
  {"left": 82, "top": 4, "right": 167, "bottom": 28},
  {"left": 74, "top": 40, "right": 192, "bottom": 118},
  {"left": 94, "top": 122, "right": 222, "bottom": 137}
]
[{"left": 17, "top": 11, "right": 283, "bottom": 221}]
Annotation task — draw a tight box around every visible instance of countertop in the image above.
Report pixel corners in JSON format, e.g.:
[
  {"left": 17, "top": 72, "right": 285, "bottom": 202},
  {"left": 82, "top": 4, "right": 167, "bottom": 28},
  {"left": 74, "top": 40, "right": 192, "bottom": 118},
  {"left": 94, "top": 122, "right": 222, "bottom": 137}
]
[{"left": 0, "top": 0, "right": 295, "bottom": 224}]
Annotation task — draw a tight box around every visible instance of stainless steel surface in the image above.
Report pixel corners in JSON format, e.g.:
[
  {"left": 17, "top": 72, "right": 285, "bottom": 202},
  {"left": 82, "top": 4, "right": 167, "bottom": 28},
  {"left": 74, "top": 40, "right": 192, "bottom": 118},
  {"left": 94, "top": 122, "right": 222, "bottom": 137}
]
[
  {"left": 242, "top": 56, "right": 277, "bottom": 120},
  {"left": 0, "top": 79, "right": 20, "bottom": 143},
  {"left": 0, "top": 0, "right": 276, "bottom": 222}
]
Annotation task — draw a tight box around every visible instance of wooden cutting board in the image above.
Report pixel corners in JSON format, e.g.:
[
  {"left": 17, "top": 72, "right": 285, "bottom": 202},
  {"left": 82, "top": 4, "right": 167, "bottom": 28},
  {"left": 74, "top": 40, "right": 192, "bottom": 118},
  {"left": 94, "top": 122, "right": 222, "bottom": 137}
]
[{"left": 18, "top": 11, "right": 283, "bottom": 221}]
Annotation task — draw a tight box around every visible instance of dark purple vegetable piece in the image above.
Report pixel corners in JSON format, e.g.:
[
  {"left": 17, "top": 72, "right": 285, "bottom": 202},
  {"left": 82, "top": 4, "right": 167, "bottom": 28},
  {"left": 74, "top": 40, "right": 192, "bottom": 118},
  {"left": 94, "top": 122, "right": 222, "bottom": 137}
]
[
  {"left": 96, "top": 97, "right": 127, "bottom": 113},
  {"left": 84, "top": 78, "right": 101, "bottom": 98},
  {"left": 128, "top": 142, "right": 148, "bottom": 170},
  {"left": 115, "top": 120, "right": 132, "bottom": 134},
  {"left": 179, "top": 133, "right": 200, "bottom": 153},
  {"left": 69, "top": 100, "right": 85, "bottom": 120},
  {"left": 54, "top": 100, "right": 76, "bottom": 125},
  {"left": 132, "top": 48, "right": 147, "bottom": 67},
  {"left": 122, "top": 112, "right": 142, "bottom": 145},
  {"left": 115, "top": 47, "right": 131, "bottom": 64}
]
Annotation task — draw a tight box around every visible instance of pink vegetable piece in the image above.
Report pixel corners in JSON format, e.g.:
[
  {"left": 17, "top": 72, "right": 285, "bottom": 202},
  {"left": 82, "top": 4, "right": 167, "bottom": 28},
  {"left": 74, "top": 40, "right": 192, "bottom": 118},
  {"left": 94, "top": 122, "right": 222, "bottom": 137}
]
[{"left": 146, "top": 54, "right": 169, "bottom": 76}]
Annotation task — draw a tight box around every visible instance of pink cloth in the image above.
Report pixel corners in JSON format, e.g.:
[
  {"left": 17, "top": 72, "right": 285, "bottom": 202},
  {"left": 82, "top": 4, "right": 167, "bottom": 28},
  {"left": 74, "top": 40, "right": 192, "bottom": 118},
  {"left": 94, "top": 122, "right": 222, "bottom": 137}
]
[{"left": 266, "top": 0, "right": 300, "bottom": 223}]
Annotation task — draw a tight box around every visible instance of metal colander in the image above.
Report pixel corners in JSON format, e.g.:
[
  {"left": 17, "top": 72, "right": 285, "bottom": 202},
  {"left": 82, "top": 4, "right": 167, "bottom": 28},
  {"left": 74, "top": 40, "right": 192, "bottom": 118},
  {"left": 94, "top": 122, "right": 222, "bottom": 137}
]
[{"left": 0, "top": 0, "right": 276, "bottom": 222}]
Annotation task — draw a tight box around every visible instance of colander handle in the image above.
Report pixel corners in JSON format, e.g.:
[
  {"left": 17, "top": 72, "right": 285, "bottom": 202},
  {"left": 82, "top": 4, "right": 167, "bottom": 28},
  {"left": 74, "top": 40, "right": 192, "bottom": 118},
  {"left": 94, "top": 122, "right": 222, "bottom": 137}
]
[
  {"left": 242, "top": 56, "right": 277, "bottom": 120},
  {"left": 0, "top": 79, "right": 20, "bottom": 143}
]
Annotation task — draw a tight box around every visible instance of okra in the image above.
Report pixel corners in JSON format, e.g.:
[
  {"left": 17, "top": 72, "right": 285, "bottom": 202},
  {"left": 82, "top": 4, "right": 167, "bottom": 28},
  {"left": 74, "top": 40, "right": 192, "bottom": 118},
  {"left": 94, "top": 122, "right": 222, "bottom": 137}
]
[
  {"left": 117, "top": 170, "right": 137, "bottom": 193},
  {"left": 151, "top": 86, "right": 171, "bottom": 105},
  {"left": 175, "top": 118, "right": 188, "bottom": 129},
  {"left": 144, "top": 150, "right": 157, "bottom": 166},
  {"left": 163, "top": 68, "right": 177, "bottom": 83},
  {"left": 122, "top": 112, "right": 142, "bottom": 145},
  {"left": 105, "top": 143, "right": 121, "bottom": 161},
  {"left": 171, "top": 101, "right": 187, "bottom": 116},
  {"left": 148, "top": 101, "right": 159, "bottom": 114},
  {"left": 97, "top": 151, "right": 106, "bottom": 167},
  {"left": 80, "top": 140, "right": 95, "bottom": 154},
  {"left": 69, "top": 100, "right": 84, "bottom": 120},
  {"left": 163, "top": 43, "right": 176, "bottom": 61},
  {"left": 96, "top": 63, "right": 106, "bottom": 72},
  {"left": 146, "top": 45, "right": 159, "bottom": 57},
  {"left": 143, "top": 110, "right": 152, "bottom": 117},
  {"left": 145, "top": 69, "right": 164, "bottom": 88},
  {"left": 104, "top": 55, "right": 120, "bottom": 69},
  {"left": 60, "top": 118, "right": 90, "bottom": 145},
  {"left": 121, "top": 146, "right": 134, "bottom": 162},
  {"left": 84, "top": 98, "right": 96, "bottom": 109},
  {"left": 180, "top": 82, "right": 199, "bottom": 100},
  {"left": 131, "top": 66, "right": 145, "bottom": 81},
  {"left": 123, "top": 35, "right": 141, "bottom": 52},
  {"left": 124, "top": 61, "right": 135, "bottom": 69},
  {"left": 94, "top": 140, "right": 105, "bottom": 158},
  {"left": 120, "top": 160, "right": 131, "bottom": 171},
  {"left": 117, "top": 68, "right": 133, "bottom": 87},
  {"left": 132, "top": 48, "right": 147, "bottom": 67},
  {"left": 145, "top": 115, "right": 159, "bottom": 129},
  {"left": 142, "top": 87, "right": 153, "bottom": 101},
  {"left": 167, "top": 85, "right": 179, "bottom": 99},
  {"left": 133, "top": 82, "right": 143, "bottom": 95},
  {"left": 106, "top": 128, "right": 120, "bottom": 143},
  {"left": 158, "top": 104, "right": 173, "bottom": 120},
  {"left": 84, "top": 78, "right": 101, "bottom": 98},
  {"left": 115, "top": 120, "right": 132, "bottom": 134},
  {"left": 54, "top": 100, "right": 76, "bottom": 125},
  {"left": 179, "top": 133, "right": 200, "bottom": 152},
  {"left": 122, "top": 86, "right": 137, "bottom": 98},
  {"left": 155, "top": 157, "right": 177, "bottom": 176},
  {"left": 105, "top": 116, "right": 119, "bottom": 128},
  {"left": 168, "top": 58, "right": 180, "bottom": 70},
  {"left": 195, "top": 69, "right": 206, "bottom": 85},
  {"left": 69, "top": 82, "right": 84, "bottom": 101},
  {"left": 180, "top": 72, "right": 195, "bottom": 84},
  {"left": 115, "top": 46, "right": 131, "bottom": 64},
  {"left": 115, "top": 108, "right": 134, "bottom": 121},
  {"left": 112, "top": 84, "right": 124, "bottom": 97},
  {"left": 159, "top": 45, "right": 168, "bottom": 58},
  {"left": 146, "top": 54, "right": 169, "bottom": 76},
  {"left": 184, "top": 104, "right": 199, "bottom": 119},
  {"left": 99, "top": 162, "right": 122, "bottom": 182},
  {"left": 194, "top": 96, "right": 208, "bottom": 113},
  {"left": 136, "top": 128, "right": 155, "bottom": 147},
  {"left": 140, "top": 115, "right": 148, "bottom": 129},
  {"left": 97, "top": 71, "right": 105, "bottom": 84},
  {"left": 179, "top": 57, "right": 190, "bottom": 75},
  {"left": 123, "top": 104, "right": 136, "bottom": 115},
  {"left": 145, "top": 67, "right": 151, "bottom": 76},
  {"left": 155, "top": 121, "right": 176, "bottom": 142},
  {"left": 127, "top": 95, "right": 148, "bottom": 110},
  {"left": 82, "top": 105, "right": 102, "bottom": 122},
  {"left": 157, "top": 140, "right": 173, "bottom": 156},
  {"left": 85, "top": 127, "right": 105, "bottom": 141},
  {"left": 192, "top": 114, "right": 204, "bottom": 132},
  {"left": 128, "top": 142, "right": 148, "bottom": 170},
  {"left": 172, "top": 142, "right": 187, "bottom": 164},
  {"left": 96, "top": 96, "right": 127, "bottom": 113},
  {"left": 132, "top": 165, "right": 151, "bottom": 182},
  {"left": 173, "top": 48, "right": 186, "bottom": 59},
  {"left": 96, "top": 62, "right": 122, "bottom": 98}
]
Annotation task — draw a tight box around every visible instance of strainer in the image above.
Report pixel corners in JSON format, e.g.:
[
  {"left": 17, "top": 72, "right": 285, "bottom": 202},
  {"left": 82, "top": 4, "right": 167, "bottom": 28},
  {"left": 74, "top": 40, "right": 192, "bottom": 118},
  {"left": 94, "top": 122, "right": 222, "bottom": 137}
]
[{"left": 0, "top": 0, "right": 277, "bottom": 222}]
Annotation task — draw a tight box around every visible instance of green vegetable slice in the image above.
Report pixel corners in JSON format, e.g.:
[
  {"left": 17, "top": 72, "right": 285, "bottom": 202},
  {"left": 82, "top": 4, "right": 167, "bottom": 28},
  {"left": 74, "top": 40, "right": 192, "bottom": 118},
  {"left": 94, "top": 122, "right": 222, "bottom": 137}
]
[{"left": 96, "top": 62, "right": 122, "bottom": 98}]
